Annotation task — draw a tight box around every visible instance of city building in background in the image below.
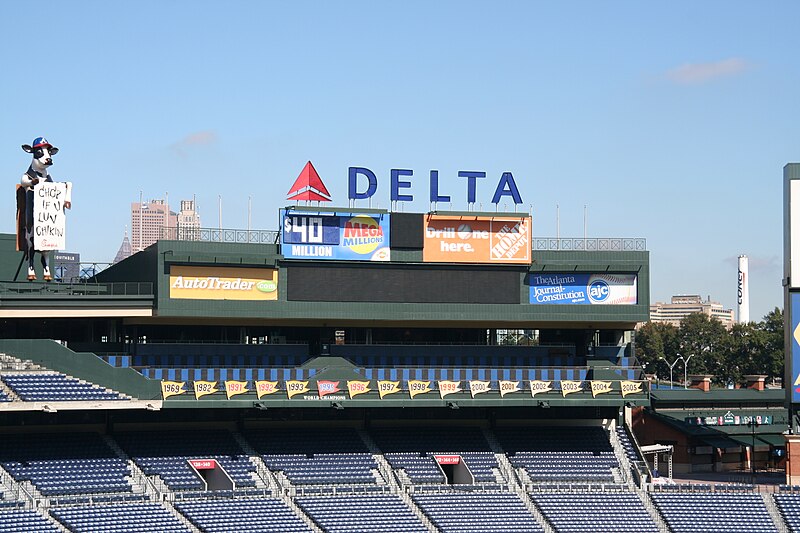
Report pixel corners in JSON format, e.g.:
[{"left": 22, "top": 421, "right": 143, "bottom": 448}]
[
  {"left": 649, "top": 295, "right": 735, "bottom": 329},
  {"left": 131, "top": 199, "right": 177, "bottom": 252},
  {"left": 738, "top": 254, "right": 750, "bottom": 323},
  {"left": 177, "top": 199, "right": 201, "bottom": 241},
  {"left": 113, "top": 230, "right": 133, "bottom": 264}
]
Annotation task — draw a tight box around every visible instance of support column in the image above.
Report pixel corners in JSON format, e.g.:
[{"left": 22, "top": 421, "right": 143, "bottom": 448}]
[{"left": 786, "top": 435, "right": 800, "bottom": 485}]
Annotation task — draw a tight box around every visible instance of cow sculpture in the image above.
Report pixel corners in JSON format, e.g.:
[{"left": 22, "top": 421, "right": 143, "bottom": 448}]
[{"left": 17, "top": 137, "right": 72, "bottom": 281}]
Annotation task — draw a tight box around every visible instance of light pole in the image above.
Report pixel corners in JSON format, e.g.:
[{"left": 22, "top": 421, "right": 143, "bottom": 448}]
[
  {"left": 679, "top": 354, "right": 695, "bottom": 389},
  {"left": 748, "top": 418, "right": 760, "bottom": 484},
  {"left": 660, "top": 356, "right": 681, "bottom": 390}
]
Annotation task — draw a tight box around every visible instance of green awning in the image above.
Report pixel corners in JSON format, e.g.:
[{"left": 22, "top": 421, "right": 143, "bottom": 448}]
[
  {"left": 758, "top": 434, "right": 787, "bottom": 447},
  {"left": 698, "top": 435, "right": 741, "bottom": 450},
  {"left": 728, "top": 434, "right": 759, "bottom": 447}
]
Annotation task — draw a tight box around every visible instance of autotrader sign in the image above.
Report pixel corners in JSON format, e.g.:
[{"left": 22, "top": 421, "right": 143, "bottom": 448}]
[
  {"left": 423, "top": 215, "right": 531, "bottom": 264},
  {"left": 528, "top": 273, "right": 637, "bottom": 305},
  {"left": 280, "top": 209, "right": 390, "bottom": 261},
  {"left": 169, "top": 266, "right": 278, "bottom": 301}
]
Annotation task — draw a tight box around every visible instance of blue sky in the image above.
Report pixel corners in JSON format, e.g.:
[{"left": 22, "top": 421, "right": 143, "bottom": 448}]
[{"left": 1, "top": 2, "right": 797, "bottom": 320}]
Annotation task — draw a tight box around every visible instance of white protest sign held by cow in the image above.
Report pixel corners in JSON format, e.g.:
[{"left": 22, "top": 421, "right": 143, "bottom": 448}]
[{"left": 33, "top": 182, "right": 71, "bottom": 251}]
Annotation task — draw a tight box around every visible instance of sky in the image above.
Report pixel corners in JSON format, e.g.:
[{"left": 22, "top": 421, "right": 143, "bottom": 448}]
[{"left": 1, "top": 1, "right": 798, "bottom": 321}]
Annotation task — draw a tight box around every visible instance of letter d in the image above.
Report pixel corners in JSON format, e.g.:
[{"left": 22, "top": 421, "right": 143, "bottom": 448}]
[{"left": 348, "top": 167, "right": 377, "bottom": 200}]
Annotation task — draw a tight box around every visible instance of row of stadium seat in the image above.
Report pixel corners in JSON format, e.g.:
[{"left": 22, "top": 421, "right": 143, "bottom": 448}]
[
  {"left": 1, "top": 489, "right": 793, "bottom": 533},
  {"left": 0, "top": 425, "right": 632, "bottom": 496},
  {"left": 0, "top": 372, "right": 128, "bottom": 402}
]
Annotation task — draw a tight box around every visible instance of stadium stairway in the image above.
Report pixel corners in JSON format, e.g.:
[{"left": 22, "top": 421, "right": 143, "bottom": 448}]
[
  {"left": 101, "top": 435, "right": 161, "bottom": 501},
  {"left": 0, "top": 378, "right": 20, "bottom": 402},
  {"left": 161, "top": 500, "right": 203, "bottom": 533},
  {"left": 356, "top": 429, "right": 403, "bottom": 491},
  {"left": 398, "top": 490, "right": 446, "bottom": 533},
  {"left": 231, "top": 432, "right": 323, "bottom": 532},
  {"left": 229, "top": 431, "right": 272, "bottom": 490},
  {"left": 762, "top": 493, "right": 791, "bottom": 533},
  {"left": 480, "top": 428, "right": 556, "bottom": 533}
]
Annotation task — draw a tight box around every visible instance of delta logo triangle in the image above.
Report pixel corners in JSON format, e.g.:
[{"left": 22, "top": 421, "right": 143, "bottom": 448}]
[{"left": 287, "top": 161, "right": 332, "bottom": 202}]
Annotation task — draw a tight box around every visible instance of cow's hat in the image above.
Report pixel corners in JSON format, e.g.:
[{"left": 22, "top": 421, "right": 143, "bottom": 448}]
[{"left": 32, "top": 137, "right": 52, "bottom": 149}]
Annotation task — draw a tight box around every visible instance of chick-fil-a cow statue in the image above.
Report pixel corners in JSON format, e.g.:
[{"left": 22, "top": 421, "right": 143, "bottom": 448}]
[{"left": 16, "top": 137, "right": 72, "bottom": 281}]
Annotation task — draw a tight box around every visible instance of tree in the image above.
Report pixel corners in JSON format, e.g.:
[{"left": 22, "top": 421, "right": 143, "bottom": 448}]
[
  {"left": 634, "top": 321, "right": 679, "bottom": 382},
  {"left": 635, "top": 308, "right": 784, "bottom": 388},
  {"left": 677, "top": 313, "right": 728, "bottom": 382}
]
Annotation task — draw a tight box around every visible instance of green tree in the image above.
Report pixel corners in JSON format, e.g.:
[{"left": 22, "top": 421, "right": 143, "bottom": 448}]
[
  {"left": 677, "top": 313, "right": 728, "bottom": 382},
  {"left": 634, "top": 321, "right": 679, "bottom": 382}
]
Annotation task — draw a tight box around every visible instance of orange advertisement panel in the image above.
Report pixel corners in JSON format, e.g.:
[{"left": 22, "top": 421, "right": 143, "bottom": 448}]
[
  {"left": 169, "top": 266, "right": 278, "bottom": 301},
  {"left": 423, "top": 215, "right": 531, "bottom": 264}
]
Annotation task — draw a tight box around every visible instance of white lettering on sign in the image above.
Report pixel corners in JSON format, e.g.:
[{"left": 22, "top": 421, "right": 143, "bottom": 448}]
[
  {"left": 189, "top": 459, "right": 217, "bottom": 470},
  {"left": 171, "top": 276, "right": 256, "bottom": 290}
]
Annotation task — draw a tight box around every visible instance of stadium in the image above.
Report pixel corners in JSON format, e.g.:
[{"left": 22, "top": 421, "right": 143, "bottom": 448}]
[{"left": 0, "top": 191, "right": 795, "bottom": 533}]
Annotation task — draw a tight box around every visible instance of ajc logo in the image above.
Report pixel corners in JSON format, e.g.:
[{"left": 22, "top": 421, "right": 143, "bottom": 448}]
[{"left": 588, "top": 280, "right": 609, "bottom": 303}]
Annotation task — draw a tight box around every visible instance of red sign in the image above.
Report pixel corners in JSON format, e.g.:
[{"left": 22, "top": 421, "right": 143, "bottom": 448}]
[
  {"left": 189, "top": 459, "right": 217, "bottom": 470},
  {"left": 317, "top": 380, "right": 341, "bottom": 398},
  {"left": 434, "top": 455, "right": 461, "bottom": 465}
]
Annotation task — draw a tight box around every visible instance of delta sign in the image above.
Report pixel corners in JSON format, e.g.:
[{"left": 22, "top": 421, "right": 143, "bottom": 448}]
[{"left": 286, "top": 161, "right": 524, "bottom": 206}]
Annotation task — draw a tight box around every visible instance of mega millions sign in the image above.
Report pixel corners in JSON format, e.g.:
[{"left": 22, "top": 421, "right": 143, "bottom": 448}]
[{"left": 280, "top": 209, "right": 390, "bottom": 261}]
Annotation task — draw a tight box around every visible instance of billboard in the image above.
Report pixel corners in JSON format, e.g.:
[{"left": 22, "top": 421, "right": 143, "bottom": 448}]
[
  {"left": 790, "top": 292, "right": 800, "bottom": 403},
  {"left": 169, "top": 266, "right": 278, "bottom": 301},
  {"left": 528, "top": 273, "right": 637, "bottom": 305},
  {"left": 280, "top": 209, "right": 390, "bottom": 261},
  {"left": 423, "top": 215, "right": 531, "bottom": 264}
]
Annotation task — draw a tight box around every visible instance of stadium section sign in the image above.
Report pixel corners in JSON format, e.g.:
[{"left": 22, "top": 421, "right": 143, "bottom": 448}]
[
  {"left": 528, "top": 273, "right": 637, "bottom": 305},
  {"left": 280, "top": 209, "right": 390, "bottom": 261},
  {"left": 423, "top": 215, "right": 531, "bottom": 264},
  {"left": 169, "top": 266, "right": 278, "bottom": 301}
]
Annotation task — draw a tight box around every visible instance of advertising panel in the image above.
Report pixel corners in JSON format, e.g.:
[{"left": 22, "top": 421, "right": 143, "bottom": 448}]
[
  {"left": 280, "top": 209, "right": 390, "bottom": 261},
  {"left": 790, "top": 292, "right": 800, "bottom": 403},
  {"left": 33, "top": 182, "right": 70, "bottom": 251},
  {"left": 528, "top": 273, "right": 637, "bottom": 305},
  {"left": 169, "top": 266, "right": 278, "bottom": 301},
  {"left": 423, "top": 215, "right": 531, "bottom": 264}
]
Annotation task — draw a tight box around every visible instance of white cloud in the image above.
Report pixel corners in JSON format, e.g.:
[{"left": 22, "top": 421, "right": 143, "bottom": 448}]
[
  {"left": 170, "top": 130, "right": 217, "bottom": 156},
  {"left": 666, "top": 58, "right": 750, "bottom": 85}
]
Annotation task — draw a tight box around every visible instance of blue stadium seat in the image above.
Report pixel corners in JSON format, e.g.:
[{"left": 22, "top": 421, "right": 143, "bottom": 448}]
[
  {"left": 0, "top": 372, "right": 128, "bottom": 402},
  {"left": 50, "top": 502, "right": 191, "bottom": 532},
  {"left": 176, "top": 496, "right": 313, "bottom": 533},
  {"left": 0, "top": 432, "right": 132, "bottom": 497},
  {"left": 532, "top": 491, "right": 658, "bottom": 533},
  {"left": 298, "top": 494, "right": 428, "bottom": 533},
  {"left": 413, "top": 491, "right": 543, "bottom": 532},
  {"left": 0, "top": 509, "right": 61, "bottom": 533},
  {"left": 651, "top": 492, "right": 777, "bottom": 533}
]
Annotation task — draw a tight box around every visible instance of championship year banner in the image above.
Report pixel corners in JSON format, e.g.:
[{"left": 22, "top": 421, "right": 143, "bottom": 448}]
[
  {"left": 169, "top": 266, "right": 278, "bottom": 301},
  {"left": 529, "top": 273, "right": 637, "bottom": 305},
  {"left": 423, "top": 215, "right": 531, "bottom": 264},
  {"left": 280, "top": 209, "right": 390, "bottom": 261}
]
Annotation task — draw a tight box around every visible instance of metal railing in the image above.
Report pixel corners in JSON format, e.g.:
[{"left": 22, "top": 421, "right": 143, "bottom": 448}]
[
  {"left": 160, "top": 227, "right": 279, "bottom": 244},
  {"left": 158, "top": 226, "right": 646, "bottom": 251},
  {"left": 533, "top": 238, "right": 646, "bottom": 251},
  {"left": 0, "top": 281, "right": 154, "bottom": 297}
]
